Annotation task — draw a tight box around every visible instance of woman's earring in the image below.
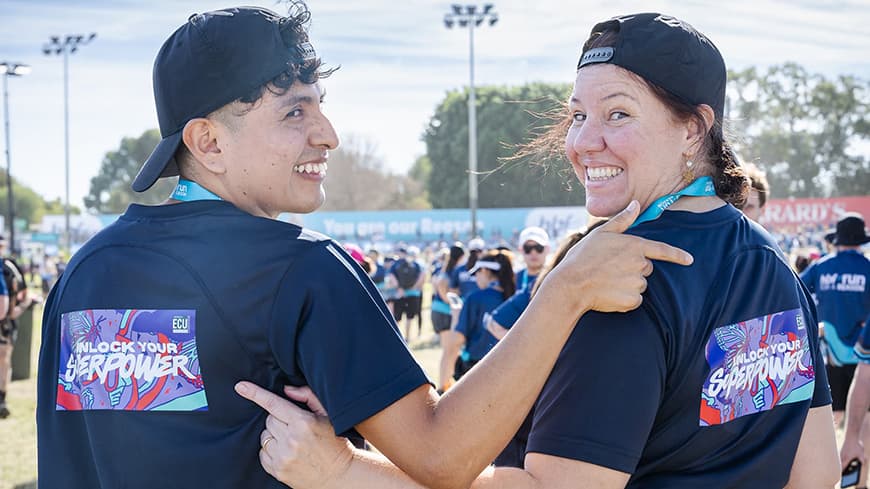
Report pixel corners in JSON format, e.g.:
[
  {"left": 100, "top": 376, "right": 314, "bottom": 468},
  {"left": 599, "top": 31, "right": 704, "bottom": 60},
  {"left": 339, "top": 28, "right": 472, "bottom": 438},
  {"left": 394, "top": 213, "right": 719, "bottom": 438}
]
[{"left": 682, "top": 159, "right": 695, "bottom": 184}]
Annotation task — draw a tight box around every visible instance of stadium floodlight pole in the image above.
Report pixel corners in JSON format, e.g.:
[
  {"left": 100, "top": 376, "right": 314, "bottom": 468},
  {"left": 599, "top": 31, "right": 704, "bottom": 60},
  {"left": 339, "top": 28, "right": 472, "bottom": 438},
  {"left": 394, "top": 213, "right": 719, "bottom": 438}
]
[
  {"left": 444, "top": 4, "right": 498, "bottom": 238},
  {"left": 0, "top": 62, "right": 31, "bottom": 255},
  {"left": 43, "top": 32, "right": 96, "bottom": 253}
]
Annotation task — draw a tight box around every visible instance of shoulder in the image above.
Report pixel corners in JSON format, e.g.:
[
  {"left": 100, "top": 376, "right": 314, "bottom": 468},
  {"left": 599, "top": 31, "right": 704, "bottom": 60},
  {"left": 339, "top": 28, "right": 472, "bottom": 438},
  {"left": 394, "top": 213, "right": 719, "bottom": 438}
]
[{"left": 287, "top": 238, "right": 361, "bottom": 278}]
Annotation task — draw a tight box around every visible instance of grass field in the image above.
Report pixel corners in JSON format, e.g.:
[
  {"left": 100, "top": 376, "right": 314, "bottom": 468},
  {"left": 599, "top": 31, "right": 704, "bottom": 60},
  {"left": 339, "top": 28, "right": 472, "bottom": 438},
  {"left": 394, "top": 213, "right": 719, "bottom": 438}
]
[
  {"left": 0, "top": 302, "right": 853, "bottom": 489},
  {"left": 0, "top": 305, "right": 40, "bottom": 489}
]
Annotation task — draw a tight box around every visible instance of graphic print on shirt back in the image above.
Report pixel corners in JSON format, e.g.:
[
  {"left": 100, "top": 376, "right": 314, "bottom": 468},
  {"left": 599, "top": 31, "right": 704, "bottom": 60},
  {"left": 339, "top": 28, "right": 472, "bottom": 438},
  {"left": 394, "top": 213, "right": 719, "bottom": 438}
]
[
  {"left": 56, "top": 309, "right": 207, "bottom": 412},
  {"left": 700, "top": 308, "right": 814, "bottom": 426}
]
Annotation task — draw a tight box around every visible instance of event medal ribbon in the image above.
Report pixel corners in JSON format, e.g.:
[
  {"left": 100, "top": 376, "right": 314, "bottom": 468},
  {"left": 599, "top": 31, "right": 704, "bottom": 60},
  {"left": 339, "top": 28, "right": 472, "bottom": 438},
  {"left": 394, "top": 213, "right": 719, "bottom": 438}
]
[
  {"left": 171, "top": 179, "right": 223, "bottom": 202},
  {"left": 630, "top": 176, "right": 716, "bottom": 228}
]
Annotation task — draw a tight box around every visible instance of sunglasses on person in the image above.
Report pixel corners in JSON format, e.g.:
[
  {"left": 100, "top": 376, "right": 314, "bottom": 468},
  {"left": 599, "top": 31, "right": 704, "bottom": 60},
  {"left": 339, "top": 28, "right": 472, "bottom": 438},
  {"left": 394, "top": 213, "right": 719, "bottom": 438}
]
[{"left": 523, "top": 243, "right": 545, "bottom": 254}]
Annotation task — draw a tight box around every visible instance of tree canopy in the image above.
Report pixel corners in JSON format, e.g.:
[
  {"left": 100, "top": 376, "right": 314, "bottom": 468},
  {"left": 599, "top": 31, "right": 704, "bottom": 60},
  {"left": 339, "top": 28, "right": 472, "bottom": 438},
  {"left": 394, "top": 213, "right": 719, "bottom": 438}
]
[
  {"left": 424, "top": 82, "right": 582, "bottom": 209},
  {"left": 84, "top": 129, "right": 176, "bottom": 213},
  {"left": 727, "top": 63, "right": 868, "bottom": 198}
]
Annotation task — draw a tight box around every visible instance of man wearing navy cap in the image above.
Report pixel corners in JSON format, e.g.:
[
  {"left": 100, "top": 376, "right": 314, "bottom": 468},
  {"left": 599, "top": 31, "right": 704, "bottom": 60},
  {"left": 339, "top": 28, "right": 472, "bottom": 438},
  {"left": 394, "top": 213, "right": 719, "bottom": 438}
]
[
  {"left": 37, "top": 6, "right": 417, "bottom": 488},
  {"left": 36, "top": 4, "right": 695, "bottom": 489}
]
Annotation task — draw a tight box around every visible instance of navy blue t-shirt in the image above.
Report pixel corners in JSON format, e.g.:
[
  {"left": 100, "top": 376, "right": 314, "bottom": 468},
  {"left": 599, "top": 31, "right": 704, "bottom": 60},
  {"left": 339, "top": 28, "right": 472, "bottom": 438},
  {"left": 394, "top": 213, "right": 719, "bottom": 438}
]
[
  {"left": 491, "top": 288, "right": 531, "bottom": 330},
  {"left": 454, "top": 285, "right": 505, "bottom": 361},
  {"left": 526, "top": 205, "right": 830, "bottom": 487},
  {"left": 37, "top": 201, "right": 429, "bottom": 489},
  {"left": 450, "top": 264, "right": 481, "bottom": 299},
  {"left": 800, "top": 250, "right": 870, "bottom": 365}
]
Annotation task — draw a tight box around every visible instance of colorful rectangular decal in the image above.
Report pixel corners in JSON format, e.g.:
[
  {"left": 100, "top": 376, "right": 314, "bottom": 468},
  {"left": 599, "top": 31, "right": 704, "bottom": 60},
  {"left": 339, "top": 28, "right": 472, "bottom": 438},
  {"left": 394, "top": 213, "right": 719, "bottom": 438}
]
[
  {"left": 700, "top": 308, "right": 814, "bottom": 426},
  {"left": 56, "top": 309, "right": 207, "bottom": 411}
]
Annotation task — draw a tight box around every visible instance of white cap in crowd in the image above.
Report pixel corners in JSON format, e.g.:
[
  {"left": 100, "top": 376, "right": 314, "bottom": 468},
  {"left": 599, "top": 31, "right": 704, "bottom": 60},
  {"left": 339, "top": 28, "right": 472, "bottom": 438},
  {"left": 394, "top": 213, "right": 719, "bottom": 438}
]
[
  {"left": 467, "top": 237, "right": 486, "bottom": 251},
  {"left": 518, "top": 226, "right": 550, "bottom": 247},
  {"left": 468, "top": 260, "right": 501, "bottom": 275}
]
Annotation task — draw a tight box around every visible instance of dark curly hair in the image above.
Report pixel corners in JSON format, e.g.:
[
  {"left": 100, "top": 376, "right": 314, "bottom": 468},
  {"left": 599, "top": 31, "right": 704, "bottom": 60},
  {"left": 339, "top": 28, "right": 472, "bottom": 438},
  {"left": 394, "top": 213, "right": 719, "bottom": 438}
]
[
  {"left": 176, "top": 1, "right": 337, "bottom": 166},
  {"left": 237, "top": 0, "right": 337, "bottom": 106}
]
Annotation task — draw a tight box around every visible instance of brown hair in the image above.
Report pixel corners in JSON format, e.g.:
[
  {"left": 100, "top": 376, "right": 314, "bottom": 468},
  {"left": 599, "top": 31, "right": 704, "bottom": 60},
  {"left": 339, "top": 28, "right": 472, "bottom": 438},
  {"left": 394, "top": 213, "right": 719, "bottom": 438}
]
[
  {"left": 741, "top": 162, "right": 769, "bottom": 209},
  {"left": 476, "top": 250, "right": 516, "bottom": 300}
]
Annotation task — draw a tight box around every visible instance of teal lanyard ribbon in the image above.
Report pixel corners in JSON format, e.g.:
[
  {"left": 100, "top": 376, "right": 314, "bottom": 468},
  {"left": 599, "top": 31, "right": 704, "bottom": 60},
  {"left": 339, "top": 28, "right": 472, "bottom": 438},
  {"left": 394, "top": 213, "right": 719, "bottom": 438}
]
[
  {"left": 171, "top": 179, "right": 222, "bottom": 202},
  {"left": 630, "top": 176, "right": 715, "bottom": 228}
]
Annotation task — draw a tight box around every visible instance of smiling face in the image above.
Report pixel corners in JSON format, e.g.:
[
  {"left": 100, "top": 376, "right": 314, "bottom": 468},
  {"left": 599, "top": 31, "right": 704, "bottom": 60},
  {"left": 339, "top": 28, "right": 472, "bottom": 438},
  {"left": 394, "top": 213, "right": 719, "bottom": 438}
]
[
  {"left": 565, "top": 64, "right": 697, "bottom": 218},
  {"left": 212, "top": 81, "right": 339, "bottom": 218}
]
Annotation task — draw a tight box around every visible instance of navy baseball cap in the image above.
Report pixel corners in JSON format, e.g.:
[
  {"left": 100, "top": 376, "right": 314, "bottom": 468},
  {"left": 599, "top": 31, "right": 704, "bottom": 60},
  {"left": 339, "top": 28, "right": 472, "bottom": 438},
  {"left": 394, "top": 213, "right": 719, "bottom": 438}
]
[
  {"left": 133, "top": 6, "right": 318, "bottom": 192},
  {"left": 577, "top": 13, "right": 726, "bottom": 122}
]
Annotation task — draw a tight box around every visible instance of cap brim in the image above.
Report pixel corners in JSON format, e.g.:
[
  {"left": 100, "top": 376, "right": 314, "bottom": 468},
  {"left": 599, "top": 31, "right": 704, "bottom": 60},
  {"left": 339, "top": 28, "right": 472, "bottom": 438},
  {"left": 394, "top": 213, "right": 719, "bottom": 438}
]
[
  {"left": 520, "top": 237, "right": 548, "bottom": 247},
  {"left": 468, "top": 261, "right": 500, "bottom": 275},
  {"left": 132, "top": 131, "right": 183, "bottom": 192}
]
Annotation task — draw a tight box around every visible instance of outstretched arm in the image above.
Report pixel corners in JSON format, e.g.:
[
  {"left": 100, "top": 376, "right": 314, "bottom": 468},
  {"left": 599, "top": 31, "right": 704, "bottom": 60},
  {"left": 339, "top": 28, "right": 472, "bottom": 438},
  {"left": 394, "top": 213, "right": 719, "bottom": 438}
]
[
  {"left": 237, "top": 386, "right": 629, "bottom": 489},
  {"left": 839, "top": 363, "right": 870, "bottom": 481},
  {"left": 242, "top": 201, "right": 693, "bottom": 489},
  {"left": 354, "top": 202, "right": 691, "bottom": 489}
]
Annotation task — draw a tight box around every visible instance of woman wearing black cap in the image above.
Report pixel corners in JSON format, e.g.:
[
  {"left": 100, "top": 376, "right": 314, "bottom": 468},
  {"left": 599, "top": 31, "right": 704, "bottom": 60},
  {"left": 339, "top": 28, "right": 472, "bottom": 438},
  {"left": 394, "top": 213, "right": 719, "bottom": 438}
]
[{"left": 237, "top": 13, "right": 838, "bottom": 489}]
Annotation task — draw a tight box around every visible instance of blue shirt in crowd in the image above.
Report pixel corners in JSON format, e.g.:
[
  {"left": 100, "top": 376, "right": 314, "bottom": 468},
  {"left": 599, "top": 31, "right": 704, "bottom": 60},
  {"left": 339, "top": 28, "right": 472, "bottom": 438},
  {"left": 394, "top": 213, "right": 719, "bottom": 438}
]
[{"left": 800, "top": 249, "right": 870, "bottom": 365}]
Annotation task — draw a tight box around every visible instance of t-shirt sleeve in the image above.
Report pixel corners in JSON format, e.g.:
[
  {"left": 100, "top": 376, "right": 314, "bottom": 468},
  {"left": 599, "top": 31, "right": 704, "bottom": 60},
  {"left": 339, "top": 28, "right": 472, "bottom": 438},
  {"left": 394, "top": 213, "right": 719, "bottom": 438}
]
[
  {"left": 491, "top": 290, "right": 529, "bottom": 329},
  {"left": 526, "top": 305, "right": 666, "bottom": 474},
  {"left": 270, "top": 242, "right": 430, "bottom": 434}
]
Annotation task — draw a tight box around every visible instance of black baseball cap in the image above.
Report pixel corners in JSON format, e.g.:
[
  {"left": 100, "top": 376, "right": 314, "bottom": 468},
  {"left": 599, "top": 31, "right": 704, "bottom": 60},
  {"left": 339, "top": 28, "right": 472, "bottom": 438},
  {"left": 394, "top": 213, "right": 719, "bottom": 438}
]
[
  {"left": 577, "top": 13, "right": 726, "bottom": 122},
  {"left": 132, "top": 6, "right": 317, "bottom": 192}
]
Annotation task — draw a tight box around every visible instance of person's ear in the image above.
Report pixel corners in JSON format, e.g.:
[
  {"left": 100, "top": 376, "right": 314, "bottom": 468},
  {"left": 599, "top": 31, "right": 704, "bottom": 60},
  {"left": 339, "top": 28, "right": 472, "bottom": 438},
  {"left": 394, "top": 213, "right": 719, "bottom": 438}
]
[
  {"left": 684, "top": 104, "right": 715, "bottom": 156},
  {"left": 181, "top": 118, "right": 227, "bottom": 175}
]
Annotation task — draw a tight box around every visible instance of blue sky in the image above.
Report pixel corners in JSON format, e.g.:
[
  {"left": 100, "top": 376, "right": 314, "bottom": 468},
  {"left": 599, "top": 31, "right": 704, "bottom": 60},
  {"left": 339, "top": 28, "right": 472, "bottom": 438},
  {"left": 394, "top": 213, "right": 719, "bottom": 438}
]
[{"left": 1, "top": 0, "right": 869, "bottom": 210}]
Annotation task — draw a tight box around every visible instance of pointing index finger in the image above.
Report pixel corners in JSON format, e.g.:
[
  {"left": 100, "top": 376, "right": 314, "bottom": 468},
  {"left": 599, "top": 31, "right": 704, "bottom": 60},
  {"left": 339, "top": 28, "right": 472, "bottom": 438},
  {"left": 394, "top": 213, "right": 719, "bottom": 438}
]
[
  {"left": 235, "top": 381, "right": 307, "bottom": 424},
  {"left": 638, "top": 238, "right": 694, "bottom": 266}
]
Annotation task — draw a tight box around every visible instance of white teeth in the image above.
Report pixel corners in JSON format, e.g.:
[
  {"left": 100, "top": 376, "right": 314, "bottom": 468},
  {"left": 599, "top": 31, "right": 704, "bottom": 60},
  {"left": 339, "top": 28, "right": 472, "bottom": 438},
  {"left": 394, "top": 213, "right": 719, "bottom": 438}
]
[
  {"left": 294, "top": 162, "right": 328, "bottom": 175},
  {"left": 587, "top": 167, "right": 623, "bottom": 180}
]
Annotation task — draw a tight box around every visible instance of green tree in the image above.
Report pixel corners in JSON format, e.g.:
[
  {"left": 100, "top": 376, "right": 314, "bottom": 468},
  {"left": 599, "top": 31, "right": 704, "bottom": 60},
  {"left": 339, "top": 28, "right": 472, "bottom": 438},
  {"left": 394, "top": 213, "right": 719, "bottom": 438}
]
[
  {"left": 318, "top": 135, "right": 430, "bottom": 211},
  {"left": 423, "top": 83, "right": 580, "bottom": 209},
  {"left": 728, "top": 63, "right": 870, "bottom": 198},
  {"left": 0, "top": 173, "right": 79, "bottom": 231},
  {"left": 85, "top": 129, "right": 177, "bottom": 212}
]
